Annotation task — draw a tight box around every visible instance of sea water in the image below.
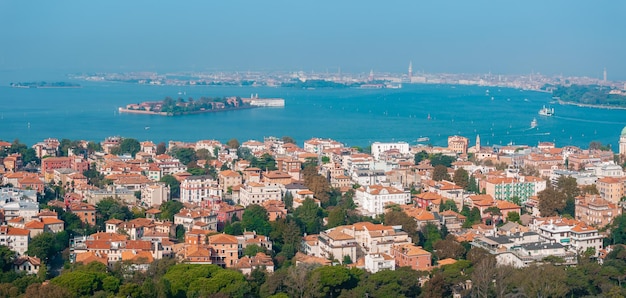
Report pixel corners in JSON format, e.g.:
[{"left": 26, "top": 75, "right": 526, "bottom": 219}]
[{"left": 0, "top": 82, "right": 624, "bottom": 149}]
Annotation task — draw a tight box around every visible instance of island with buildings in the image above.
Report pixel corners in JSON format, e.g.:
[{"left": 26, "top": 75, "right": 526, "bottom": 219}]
[
  {"left": 0, "top": 127, "right": 625, "bottom": 296},
  {"left": 118, "top": 94, "right": 285, "bottom": 116}
]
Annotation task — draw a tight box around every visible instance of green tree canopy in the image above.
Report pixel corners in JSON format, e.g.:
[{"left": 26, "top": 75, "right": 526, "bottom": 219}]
[
  {"left": 294, "top": 198, "right": 323, "bottom": 234},
  {"left": 118, "top": 138, "right": 141, "bottom": 157},
  {"left": 538, "top": 187, "right": 567, "bottom": 217},
  {"left": 242, "top": 205, "right": 272, "bottom": 236},
  {"left": 433, "top": 165, "right": 451, "bottom": 181},
  {"left": 159, "top": 200, "right": 183, "bottom": 221},
  {"left": 170, "top": 147, "right": 197, "bottom": 165},
  {"left": 453, "top": 167, "right": 469, "bottom": 189}
]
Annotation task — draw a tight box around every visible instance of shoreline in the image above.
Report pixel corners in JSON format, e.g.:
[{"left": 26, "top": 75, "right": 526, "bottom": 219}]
[{"left": 557, "top": 100, "right": 626, "bottom": 110}]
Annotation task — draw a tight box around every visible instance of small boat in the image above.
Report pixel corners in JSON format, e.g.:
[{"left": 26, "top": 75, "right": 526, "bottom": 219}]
[
  {"left": 145, "top": 126, "right": 150, "bottom": 130},
  {"left": 530, "top": 118, "right": 537, "bottom": 129},
  {"left": 427, "top": 113, "right": 431, "bottom": 120},
  {"left": 416, "top": 137, "right": 430, "bottom": 143}
]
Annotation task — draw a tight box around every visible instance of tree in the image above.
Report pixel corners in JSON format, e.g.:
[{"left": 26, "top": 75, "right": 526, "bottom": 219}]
[
  {"left": 557, "top": 176, "right": 580, "bottom": 201},
  {"left": 159, "top": 175, "right": 180, "bottom": 198},
  {"left": 306, "top": 266, "right": 358, "bottom": 298},
  {"left": 467, "top": 175, "right": 479, "bottom": 193},
  {"left": 242, "top": 205, "right": 272, "bottom": 236},
  {"left": 582, "top": 184, "right": 600, "bottom": 195},
  {"left": 281, "top": 136, "right": 296, "bottom": 144},
  {"left": 156, "top": 142, "right": 167, "bottom": 155},
  {"left": 433, "top": 235, "right": 466, "bottom": 260},
  {"left": 384, "top": 210, "right": 418, "bottom": 242},
  {"left": 170, "top": 147, "right": 197, "bottom": 165},
  {"left": 118, "top": 138, "right": 141, "bottom": 157},
  {"left": 302, "top": 166, "right": 331, "bottom": 206},
  {"left": 326, "top": 207, "right": 347, "bottom": 229},
  {"left": 453, "top": 167, "right": 469, "bottom": 189},
  {"left": 159, "top": 200, "right": 183, "bottom": 221},
  {"left": 283, "top": 191, "right": 294, "bottom": 209},
  {"left": 227, "top": 138, "right": 240, "bottom": 149},
  {"left": 414, "top": 150, "right": 429, "bottom": 164},
  {"left": 507, "top": 211, "right": 521, "bottom": 223},
  {"left": 440, "top": 199, "right": 459, "bottom": 212},
  {"left": 244, "top": 244, "right": 266, "bottom": 257},
  {"left": 430, "top": 153, "right": 456, "bottom": 167},
  {"left": 420, "top": 223, "right": 442, "bottom": 252},
  {"left": 96, "top": 197, "right": 133, "bottom": 228},
  {"left": 538, "top": 187, "right": 567, "bottom": 217},
  {"left": 27, "top": 232, "right": 56, "bottom": 263},
  {"left": 345, "top": 267, "right": 423, "bottom": 298},
  {"left": 24, "top": 283, "right": 71, "bottom": 298},
  {"left": 0, "top": 245, "right": 15, "bottom": 272},
  {"left": 432, "top": 165, "right": 451, "bottom": 181},
  {"left": 294, "top": 198, "right": 323, "bottom": 234}
]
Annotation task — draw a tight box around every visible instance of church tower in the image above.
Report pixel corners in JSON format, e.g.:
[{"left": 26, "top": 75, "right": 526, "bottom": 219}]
[
  {"left": 408, "top": 61, "right": 413, "bottom": 78},
  {"left": 476, "top": 134, "right": 481, "bottom": 152}
]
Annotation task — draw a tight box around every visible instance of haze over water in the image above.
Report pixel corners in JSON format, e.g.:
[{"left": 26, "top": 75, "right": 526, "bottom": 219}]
[{"left": 0, "top": 83, "right": 624, "bottom": 149}]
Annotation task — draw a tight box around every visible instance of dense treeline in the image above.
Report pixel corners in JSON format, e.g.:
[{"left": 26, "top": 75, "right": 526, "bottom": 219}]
[{"left": 551, "top": 84, "right": 626, "bottom": 107}]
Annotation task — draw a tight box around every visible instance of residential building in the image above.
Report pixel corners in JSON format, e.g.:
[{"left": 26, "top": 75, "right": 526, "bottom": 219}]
[
  {"left": 576, "top": 195, "right": 622, "bottom": 227},
  {"left": 69, "top": 202, "right": 97, "bottom": 226},
  {"left": 364, "top": 253, "right": 395, "bottom": 273},
  {"left": 371, "top": 142, "right": 410, "bottom": 161},
  {"left": 238, "top": 183, "right": 282, "bottom": 207},
  {"left": 597, "top": 177, "right": 625, "bottom": 203},
  {"left": 0, "top": 226, "right": 30, "bottom": 255},
  {"left": 179, "top": 175, "right": 222, "bottom": 204},
  {"left": 140, "top": 183, "right": 170, "bottom": 207},
  {"left": 13, "top": 256, "right": 41, "bottom": 275},
  {"left": 218, "top": 170, "right": 242, "bottom": 193},
  {"left": 207, "top": 233, "right": 239, "bottom": 267},
  {"left": 234, "top": 252, "right": 275, "bottom": 275},
  {"left": 355, "top": 185, "right": 410, "bottom": 217},
  {"left": 390, "top": 243, "right": 432, "bottom": 271}
]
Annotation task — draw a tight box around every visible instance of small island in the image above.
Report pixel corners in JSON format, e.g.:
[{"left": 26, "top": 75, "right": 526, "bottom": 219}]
[
  {"left": 118, "top": 94, "right": 284, "bottom": 116},
  {"left": 10, "top": 81, "right": 81, "bottom": 88}
]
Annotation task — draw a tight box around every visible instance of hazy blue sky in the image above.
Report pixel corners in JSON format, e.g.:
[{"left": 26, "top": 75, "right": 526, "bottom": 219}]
[{"left": 1, "top": 1, "right": 625, "bottom": 79}]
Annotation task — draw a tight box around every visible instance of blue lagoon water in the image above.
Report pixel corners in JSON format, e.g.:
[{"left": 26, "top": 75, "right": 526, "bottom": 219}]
[{"left": 0, "top": 82, "right": 624, "bottom": 148}]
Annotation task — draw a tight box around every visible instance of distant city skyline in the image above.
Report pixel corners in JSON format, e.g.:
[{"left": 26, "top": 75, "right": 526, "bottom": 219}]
[{"left": 1, "top": 1, "right": 625, "bottom": 80}]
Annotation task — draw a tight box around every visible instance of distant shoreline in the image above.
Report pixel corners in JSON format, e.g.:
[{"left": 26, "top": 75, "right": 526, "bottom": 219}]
[{"left": 557, "top": 100, "right": 626, "bottom": 110}]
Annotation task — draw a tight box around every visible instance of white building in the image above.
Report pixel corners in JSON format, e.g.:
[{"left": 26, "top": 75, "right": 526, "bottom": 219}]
[
  {"left": 364, "top": 253, "right": 396, "bottom": 273},
  {"left": 536, "top": 219, "right": 603, "bottom": 257},
  {"left": 355, "top": 185, "right": 410, "bottom": 217},
  {"left": 370, "top": 142, "right": 410, "bottom": 161},
  {"left": 238, "top": 182, "right": 282, "bottom": 207},
  {"left": 180, "top": 176, "right": 222, "bottom": 204}
]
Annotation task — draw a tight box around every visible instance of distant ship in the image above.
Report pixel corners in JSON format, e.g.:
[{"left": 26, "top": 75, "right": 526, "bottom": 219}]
[
  {"left": 538, "top": 105, "right": 554, "bottom": 116},
  {"left": 530, "top": 118, "right": 537, "bottom": 129},
  {"left": 416, "top": 137, "right": 430, "bottom": 143}
]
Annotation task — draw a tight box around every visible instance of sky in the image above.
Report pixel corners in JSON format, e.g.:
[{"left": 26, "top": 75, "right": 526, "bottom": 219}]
[{"left": 1, "top": 1, "right": 625, "bottom": 80}]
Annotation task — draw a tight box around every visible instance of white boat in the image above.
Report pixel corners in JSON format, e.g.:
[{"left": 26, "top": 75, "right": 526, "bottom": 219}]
[
  {"left": 538, "top": 105, "right": 554, "bottom": 116},
  {"left": 416, "top": 137, "right": 430, "bottom": 142},
  {"left": 530, "top": 118, "right": 537, "bottom": 128}
]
